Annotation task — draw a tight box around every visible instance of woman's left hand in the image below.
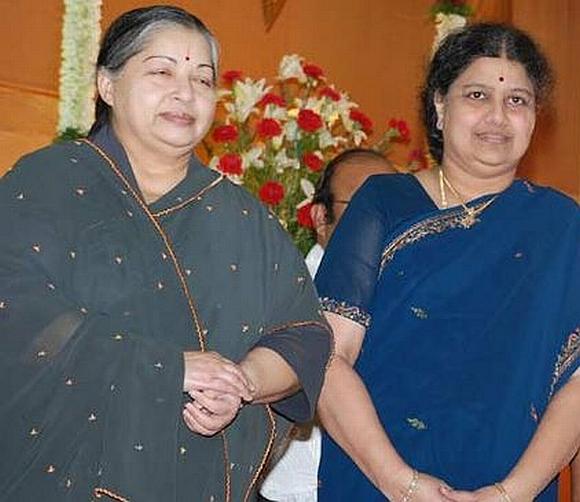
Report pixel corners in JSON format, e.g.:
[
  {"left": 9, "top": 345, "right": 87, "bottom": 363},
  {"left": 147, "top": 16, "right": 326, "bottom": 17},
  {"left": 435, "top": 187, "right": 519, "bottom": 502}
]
[
  {"left": 440, "top": 484, "right": 509, "bottom": 501},
  {"left": 182, "top": 389, "right": 241, "bottom": 436}
]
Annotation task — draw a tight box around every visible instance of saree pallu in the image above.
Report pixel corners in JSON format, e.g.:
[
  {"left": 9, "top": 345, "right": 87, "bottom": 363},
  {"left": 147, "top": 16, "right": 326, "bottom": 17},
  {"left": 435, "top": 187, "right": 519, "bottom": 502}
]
[
  {"left": 315, "top": 174, "right": 579, "bottom": 501},
  {"left": 0, "top": 135, "right": 331, "bottom": 502}
]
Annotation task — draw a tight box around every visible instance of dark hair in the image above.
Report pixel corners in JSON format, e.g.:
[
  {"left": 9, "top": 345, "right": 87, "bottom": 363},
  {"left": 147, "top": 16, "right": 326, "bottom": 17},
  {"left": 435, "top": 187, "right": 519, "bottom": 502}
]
[
  {"left": 420, "top": 22, "right": 553, "bottom": 164},
  {"left": 312, "top": 148, "right": 387, "bottom": 224},
  {"left": 89, "top": 5, "right": 219, "bottom": 135}
]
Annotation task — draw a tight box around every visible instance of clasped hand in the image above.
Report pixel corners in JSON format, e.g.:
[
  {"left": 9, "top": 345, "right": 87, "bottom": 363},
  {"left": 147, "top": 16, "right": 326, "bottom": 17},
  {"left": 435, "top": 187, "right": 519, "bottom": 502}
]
[{"left": 182, "top": 351, "right": 255, "bottom": 436}]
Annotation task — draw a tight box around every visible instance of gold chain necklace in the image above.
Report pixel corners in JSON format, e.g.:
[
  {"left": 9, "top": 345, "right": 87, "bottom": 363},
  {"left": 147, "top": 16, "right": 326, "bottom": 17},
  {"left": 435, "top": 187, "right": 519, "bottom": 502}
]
[{"left": 438, "top": 167, "right": 498, "bottom": 228}]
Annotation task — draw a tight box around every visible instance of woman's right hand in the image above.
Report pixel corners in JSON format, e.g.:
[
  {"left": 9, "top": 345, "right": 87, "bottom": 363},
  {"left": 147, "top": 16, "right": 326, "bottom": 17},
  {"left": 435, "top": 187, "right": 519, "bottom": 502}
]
[
  {"left": 383, "top": 465, "right": 455, "bottom": 502},
  {"left": 182, "top": 351, "right": 254, "bottom": 401},
  {"left": 413, "top": 473, "right": 456, "bottom": 502}
]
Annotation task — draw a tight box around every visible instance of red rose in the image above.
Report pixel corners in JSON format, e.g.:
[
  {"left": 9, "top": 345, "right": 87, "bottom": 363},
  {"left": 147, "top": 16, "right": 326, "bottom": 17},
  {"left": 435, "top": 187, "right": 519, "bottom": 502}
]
[
  {"left": 212, "top": 124, "right": 239, "bottom": 143},
  {"left": 388, "top": 118, "right": 411, "bottom": 143},
  {"left": 350, "top": 109, "right": 373, "bottom": 134},
  {"left": 302, "top": 63, "right": 324, "bottom": 80},
  {"left": 297, "top": 109, "right": 323, "bottom": 133},
  {"left": 297, "top": 203, "right": 314, "bottom": 228},
  {"left": 222, "top": 70, "right": 243, "bottom": 86},
  {"left": 302, "top": 152, "right": 324, "bottom": 172},
  {"left": 259, "top": 93, "right": 287, "bottom": 108},
  {"left": 408, "top": 148, "right": 428, "bottom": 170},
  {"left": 319, "top": 86, "right": 341, "bottom": 102},
  {"left": 218, "top": 153, "right": 243, "bottom": 175},
  {"left": 257, "top": 118, "right": 283, "bottom": 140},
  {"left": 259, "top": 181, "right": 285, "bottom": 206}
]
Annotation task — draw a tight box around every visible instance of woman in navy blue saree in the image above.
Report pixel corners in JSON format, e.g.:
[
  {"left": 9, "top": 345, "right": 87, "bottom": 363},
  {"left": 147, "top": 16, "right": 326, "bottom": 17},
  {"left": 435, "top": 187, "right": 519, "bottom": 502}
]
[{"left": 315, "top": 24, "right": 579, "bottom": 502}]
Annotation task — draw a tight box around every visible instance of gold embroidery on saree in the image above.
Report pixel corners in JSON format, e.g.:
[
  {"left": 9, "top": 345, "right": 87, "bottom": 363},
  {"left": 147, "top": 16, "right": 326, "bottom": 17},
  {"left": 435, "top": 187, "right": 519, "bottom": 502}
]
[
  {"left": 152, "top": 174, "right": 225, "bottom": 218},
  {"left": 243, "top": 405, "right": 276, "bottom": 502},
  {"left": 549, "top": 327, "right": 580, "bottom": 398},
  {"left": 379, "top": 203, "right": 491, "bottom": 275}
]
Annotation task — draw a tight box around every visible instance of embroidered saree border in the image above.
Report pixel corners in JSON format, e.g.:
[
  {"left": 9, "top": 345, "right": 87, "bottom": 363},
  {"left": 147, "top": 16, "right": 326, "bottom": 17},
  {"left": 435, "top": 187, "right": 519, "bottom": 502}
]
[
  {"left": 379, "top": 202, "right": 491, "bottom": 274},
  {"left": 152, "top": 173, "right": 226, "bottom": 218},
  {"left": 243, "top": 405, "right": 277, "bottom": 502},
  {"left": 94, "top": 487, "right": 130, "bottom": 501},
  {"left": 549, "top": 327, "right": 580, "bottom": 398},
  {"left": 319, "top": 297, "right": 371, "bottom": 329}
]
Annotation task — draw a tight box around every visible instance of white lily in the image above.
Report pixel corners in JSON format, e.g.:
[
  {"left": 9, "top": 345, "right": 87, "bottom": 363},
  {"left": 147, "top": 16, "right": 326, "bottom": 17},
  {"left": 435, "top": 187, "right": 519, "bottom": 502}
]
[
  {"left": 278, "top": 54, "right": 307, "bottom": 83},
  {"left": 274, "top": 150, "right": 300, "bottom": 173},
  {"left": 232, "top": 78, "right": 270, "bottom": 122},
  {"left": 300, "top": 179, "right": 316, "bottom": 199},
  {"left": 264, "top": 104, "right": 288, "bottom": 121},
  {"left": 242, "top": 146, "right": 265, "bottom": 170}
]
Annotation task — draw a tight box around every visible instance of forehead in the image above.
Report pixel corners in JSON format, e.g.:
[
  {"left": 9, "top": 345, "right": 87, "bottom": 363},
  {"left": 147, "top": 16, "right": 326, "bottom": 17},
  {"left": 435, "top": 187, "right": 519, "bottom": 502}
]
[
  {"left": 453, "top": 57, "right": 533, "bottom": 89},
  {"left": 139, "top": 24, "right": 212, "bottom": 60},
  {"left": 332, "top": 158, "right": 391, "bottom": 193}
]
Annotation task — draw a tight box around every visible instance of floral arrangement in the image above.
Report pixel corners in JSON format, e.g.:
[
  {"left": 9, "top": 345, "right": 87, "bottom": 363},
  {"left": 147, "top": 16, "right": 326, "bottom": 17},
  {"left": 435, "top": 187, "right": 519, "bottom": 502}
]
[
  {"left": 430, "top": 0, "right": 473, "bottom": 18},
  {"left": 57, "top": 0, "right": 102, "bottom": 139},
  {"left": 430, "top": 1, "right": 473, "bottom": 52},
  {"left": 203, "top": 55, "right": 416, "bottom": 254}
]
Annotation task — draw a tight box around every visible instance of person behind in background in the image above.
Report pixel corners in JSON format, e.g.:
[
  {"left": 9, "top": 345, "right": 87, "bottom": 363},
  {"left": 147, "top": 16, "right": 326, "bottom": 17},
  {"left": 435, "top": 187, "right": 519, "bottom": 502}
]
[
  {"left": 0, "top": 6, "right": 331, "bottom": 501},
  {"left": 260, "top": 149, "right": 393, "bottom": 501},
  {"left": 314, "top": 23, "right": 579, "bottom": 501}
]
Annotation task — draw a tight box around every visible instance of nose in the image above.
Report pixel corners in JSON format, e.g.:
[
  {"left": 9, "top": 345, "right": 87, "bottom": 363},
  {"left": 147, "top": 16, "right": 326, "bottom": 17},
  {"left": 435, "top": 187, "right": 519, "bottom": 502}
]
[
  {"left": 173, "top": 75, "right": 194, "bottom": 102},
  {"left": 485, "top": 96, "right": 508, "bottom": 126}
]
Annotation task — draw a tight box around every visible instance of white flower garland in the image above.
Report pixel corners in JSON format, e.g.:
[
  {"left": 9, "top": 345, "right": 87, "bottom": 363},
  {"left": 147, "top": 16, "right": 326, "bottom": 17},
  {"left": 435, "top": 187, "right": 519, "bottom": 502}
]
[
  {"left": 432, "top": 12, "right": 467, "bottom": 54},
  {"left": 57, "top": 0, "right": 102, "bottom": 135}
]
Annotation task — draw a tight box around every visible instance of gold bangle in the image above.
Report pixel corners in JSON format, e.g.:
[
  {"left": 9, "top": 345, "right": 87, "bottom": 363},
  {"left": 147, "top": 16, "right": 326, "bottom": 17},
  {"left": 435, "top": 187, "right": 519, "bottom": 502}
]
[
  {"left": 494, "top": 482, "right": 513, "bottom": 502},
  {"left": 401, "top": 469, "right": 420, "bottom": 502}
]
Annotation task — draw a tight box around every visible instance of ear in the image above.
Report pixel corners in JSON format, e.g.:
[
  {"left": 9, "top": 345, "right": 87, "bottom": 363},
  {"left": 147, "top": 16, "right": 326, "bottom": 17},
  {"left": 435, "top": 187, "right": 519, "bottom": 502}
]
[
  {"left": 434, "top": 91, "right": 445, "bottom": 131},
  {"left": 96, "top": 69, "right": 115, "bottom": 107},
  {"left": 310, "top": 203, "right": 328, "bottom": 229}
]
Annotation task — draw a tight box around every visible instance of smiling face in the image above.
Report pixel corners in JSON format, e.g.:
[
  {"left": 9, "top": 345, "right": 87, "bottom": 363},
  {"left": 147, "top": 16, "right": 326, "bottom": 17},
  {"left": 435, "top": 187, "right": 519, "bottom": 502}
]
[
  {"left": 435, "top": 57, "right": 536, "bottom": 179},
  {"left": 97, "top": 24, "right": 217, "bottom": 157}
]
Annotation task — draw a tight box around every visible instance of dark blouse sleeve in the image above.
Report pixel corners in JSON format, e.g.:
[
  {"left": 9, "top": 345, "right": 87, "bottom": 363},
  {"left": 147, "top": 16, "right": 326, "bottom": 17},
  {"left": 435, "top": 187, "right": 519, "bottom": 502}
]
[{"left": 315, "top": 176, "right": 391, "bottom": 328}]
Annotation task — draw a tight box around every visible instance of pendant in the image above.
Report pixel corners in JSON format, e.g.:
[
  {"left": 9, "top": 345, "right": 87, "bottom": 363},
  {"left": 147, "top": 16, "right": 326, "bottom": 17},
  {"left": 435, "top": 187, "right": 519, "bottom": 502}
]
[{"left": 460, "top": 209, "right": 477, "bottom": 228}]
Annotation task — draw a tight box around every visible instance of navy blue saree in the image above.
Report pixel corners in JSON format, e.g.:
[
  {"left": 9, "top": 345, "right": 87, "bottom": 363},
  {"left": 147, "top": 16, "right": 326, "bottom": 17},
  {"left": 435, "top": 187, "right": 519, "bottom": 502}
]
[{"left": 316, "top": 174, "right": 579, "bottom": 501}]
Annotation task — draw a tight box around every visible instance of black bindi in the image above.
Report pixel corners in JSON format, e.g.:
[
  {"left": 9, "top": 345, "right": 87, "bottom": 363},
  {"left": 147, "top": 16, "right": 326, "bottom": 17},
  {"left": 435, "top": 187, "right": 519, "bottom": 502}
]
[
  {"left": 185, "top": 56, "right": 190, "bottom": 61},
  {"left": 499, "top": 76, "right": 504, "bottom": 82}
]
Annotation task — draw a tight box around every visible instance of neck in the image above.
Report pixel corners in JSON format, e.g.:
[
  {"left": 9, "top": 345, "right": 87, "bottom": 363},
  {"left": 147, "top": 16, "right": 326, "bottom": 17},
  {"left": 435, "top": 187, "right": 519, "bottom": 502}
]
[
  {"left": 113, "top": 126, "right": 192, "bottom": 204},
  {"left": 439, "top": 161, "right": 515, "bottom": 203}
]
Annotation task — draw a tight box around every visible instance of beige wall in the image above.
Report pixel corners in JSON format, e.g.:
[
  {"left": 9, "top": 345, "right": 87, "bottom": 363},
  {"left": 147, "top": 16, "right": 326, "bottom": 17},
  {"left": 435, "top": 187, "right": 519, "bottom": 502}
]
[{"left": 0, "top": 0, "right": 578, "bottom": 199}]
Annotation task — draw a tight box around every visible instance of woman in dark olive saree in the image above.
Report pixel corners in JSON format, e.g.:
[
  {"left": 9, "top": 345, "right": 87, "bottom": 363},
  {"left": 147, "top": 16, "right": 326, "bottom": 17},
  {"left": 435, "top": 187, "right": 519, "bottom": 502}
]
[{"left": 0, "top": 6, "right": 331, "bottom": 502}]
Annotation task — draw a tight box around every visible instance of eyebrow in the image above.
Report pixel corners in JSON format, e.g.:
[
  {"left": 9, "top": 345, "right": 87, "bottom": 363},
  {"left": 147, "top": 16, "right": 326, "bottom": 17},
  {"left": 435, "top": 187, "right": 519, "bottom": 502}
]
[
  {"left": 142, "top": 55, "right": 214, "bottom": 71},
  {"left": 462, "top": 83, "right": 534, "bottom": 96}
]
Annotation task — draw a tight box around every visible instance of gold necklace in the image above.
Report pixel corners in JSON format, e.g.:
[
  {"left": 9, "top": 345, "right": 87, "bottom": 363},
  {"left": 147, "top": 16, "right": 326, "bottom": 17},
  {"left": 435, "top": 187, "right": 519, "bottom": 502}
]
[{"left": 438, "top": 167, "right": 498, "bottom": 228}]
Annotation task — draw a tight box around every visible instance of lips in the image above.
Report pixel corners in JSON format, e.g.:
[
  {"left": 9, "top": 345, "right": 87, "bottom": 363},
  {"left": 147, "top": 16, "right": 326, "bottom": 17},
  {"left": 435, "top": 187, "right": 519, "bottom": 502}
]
[
  {"left": 159, "top": 111, "right": 195, "bottom": 125},
  {"left": 476, "top": 132, "right": 512, "bottom": 144}
]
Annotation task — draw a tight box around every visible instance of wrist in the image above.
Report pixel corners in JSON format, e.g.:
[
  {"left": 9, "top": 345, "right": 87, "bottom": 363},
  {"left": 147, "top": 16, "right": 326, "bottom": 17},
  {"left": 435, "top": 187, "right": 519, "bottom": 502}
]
[
  {"left": 238, "top": 356, "right": 259, "bottom": 398},
  {"left": 501, "top": 475, "right": 538, "bottom": 502},
  {"left": 378, "top": 461, "right": 415, "bottom": 500}
]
